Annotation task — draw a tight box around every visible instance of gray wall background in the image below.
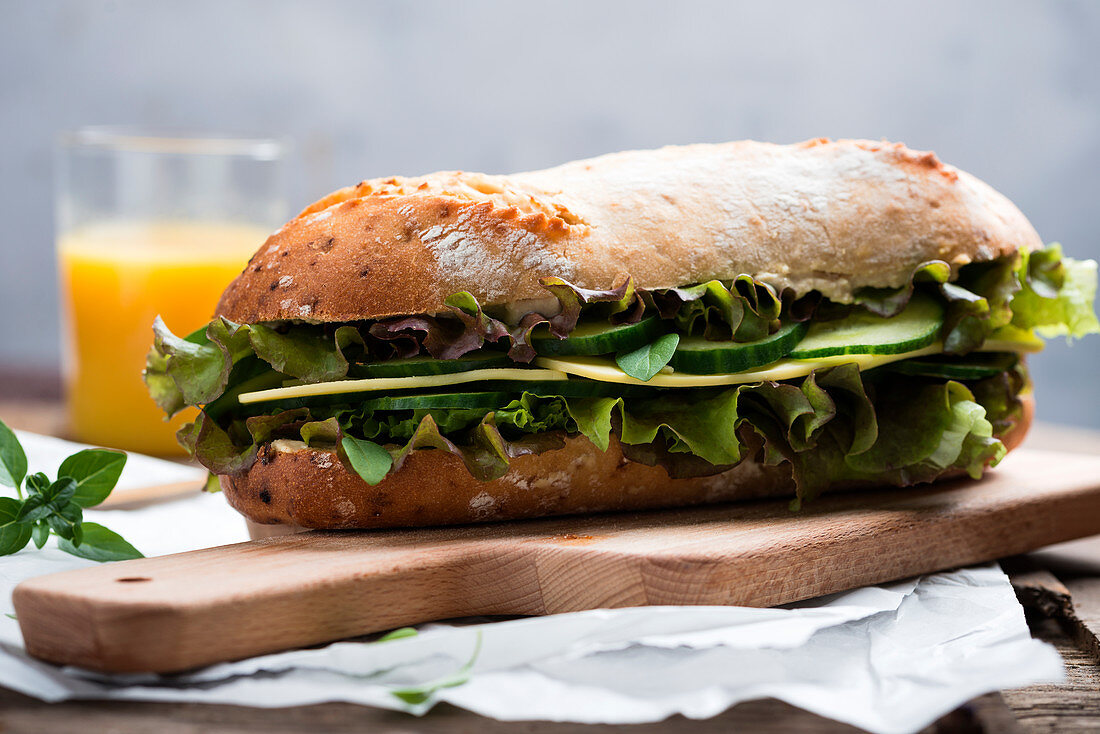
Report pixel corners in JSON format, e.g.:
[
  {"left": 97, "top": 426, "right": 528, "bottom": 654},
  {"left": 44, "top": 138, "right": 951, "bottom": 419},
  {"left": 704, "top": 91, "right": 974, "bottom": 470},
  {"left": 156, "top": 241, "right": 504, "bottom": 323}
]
[{"left": 2, "top": 0, "right": 1099, "bottom": 427}]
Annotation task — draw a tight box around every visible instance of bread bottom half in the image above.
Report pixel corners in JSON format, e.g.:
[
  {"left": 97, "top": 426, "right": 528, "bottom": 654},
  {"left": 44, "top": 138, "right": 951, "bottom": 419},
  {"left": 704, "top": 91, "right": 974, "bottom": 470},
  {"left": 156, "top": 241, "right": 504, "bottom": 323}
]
[{"left": 223, "top": 395, "right": 1033, "bottom": 535}]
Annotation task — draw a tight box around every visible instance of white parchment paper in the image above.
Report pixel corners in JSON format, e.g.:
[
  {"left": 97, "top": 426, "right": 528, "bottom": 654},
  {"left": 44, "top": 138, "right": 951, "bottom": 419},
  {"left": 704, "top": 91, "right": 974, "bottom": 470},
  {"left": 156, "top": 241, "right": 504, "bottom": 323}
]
[
  {"left": 0, "top": 432, "right": 1064, "bottom": 734},
  {"left": 13, "top": 430, "right": 205, "bottom": 494}
]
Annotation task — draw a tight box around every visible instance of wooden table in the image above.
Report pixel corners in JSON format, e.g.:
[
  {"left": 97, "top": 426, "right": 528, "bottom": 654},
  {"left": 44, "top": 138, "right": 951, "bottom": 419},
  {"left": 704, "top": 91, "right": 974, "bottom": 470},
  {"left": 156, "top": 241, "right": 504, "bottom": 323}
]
[{"left": 1, "top": 384, "right": 1098, "bottom": 734}]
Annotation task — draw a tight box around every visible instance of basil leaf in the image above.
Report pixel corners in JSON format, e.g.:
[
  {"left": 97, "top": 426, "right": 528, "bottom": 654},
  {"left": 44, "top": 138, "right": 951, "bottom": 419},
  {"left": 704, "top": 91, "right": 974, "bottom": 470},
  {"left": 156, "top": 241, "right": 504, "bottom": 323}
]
[
  {"left": 43, "top": 477, "right": 77, "bottom": 506},
  {"left": 47, "top": 513, "right": 76, "bottom": 541},
  {"left": 0, "top": 419, "right": 26, "bottom": 491},
  {"left": 58, "top": 449, "right": 127, "bottom": 507},
  {"left": 31, "top": 521, "right": 49, "bottom": 549},
  {"left": 58, "top": 522, "right": 143, "bottom": 562},
  {"left": 340, "top": 436, "right": 393, "bottom": 485},
  {"left": 16, "top": 495, "right": 51, "bottom": 523},
  {"left": 390, "top": 631, "right": 482, "bottom": 705},
  {"left": 615, "top": 333, "right": 680, "bottom": 382},
  {"left": 377, "top": 627, "right": 419, "bottom": 643},
  {"left": 0, "top": 497, "right": 31, "bottom": 556},
  {"left": 24, "top": 472, "right": 50, "bottom": 495},
  {"left": 58, "top": 501, "right": 83, "bottom": 524}
]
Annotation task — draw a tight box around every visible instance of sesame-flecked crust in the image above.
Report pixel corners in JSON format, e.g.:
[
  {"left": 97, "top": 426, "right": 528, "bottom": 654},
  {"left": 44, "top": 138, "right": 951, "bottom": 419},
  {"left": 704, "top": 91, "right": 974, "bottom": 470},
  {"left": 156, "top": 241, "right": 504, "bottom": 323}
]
[
  {"left": 215, "top": 138, "right": 1041, "bottom": 323},
  {"left": 222, "top": 395, "right": 1033, "bottom": 531}
]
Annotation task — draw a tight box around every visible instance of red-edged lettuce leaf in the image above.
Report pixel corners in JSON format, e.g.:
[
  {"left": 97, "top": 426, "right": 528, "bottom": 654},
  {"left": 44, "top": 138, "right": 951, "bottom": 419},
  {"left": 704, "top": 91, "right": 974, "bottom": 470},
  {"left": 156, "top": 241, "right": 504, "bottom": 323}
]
[
  {"left": 1010, "top": 244, "right": 1100, "bottom": 338},
  {"left": 746, "top": 373, "right": 1005, "bottom": 507},
  {"left": 219, "top": 366, "right": 1017, "bottom": 497},
  {"left": 177, "top": 407, "right": 308, "bottom": 475},
  {"left": 145, "top": 317, "right": 251, "bottom": 417},
  {"left": 850, "top": 246, "right": 1098, "bottom": 354},
  {"left": 506, "top": 276, "right": 645, "bottom": 361},
  {"left": 184, "top": 359, "right": 1019, "bottom": 501},
  {"left": 148, "top": 246, "right": 1093, "bottom": 426},
  {"left": 647, "top": 276, "right": 787, "bottom": 341},
  {"left": 853, "top": 261, "right": 953, "bottom": 317},
  {"left": 368, "top": 277, "right": 646, "bottom": 364},
  {"left": 248, "top": 324, "right": 352, "bottom": 382}
]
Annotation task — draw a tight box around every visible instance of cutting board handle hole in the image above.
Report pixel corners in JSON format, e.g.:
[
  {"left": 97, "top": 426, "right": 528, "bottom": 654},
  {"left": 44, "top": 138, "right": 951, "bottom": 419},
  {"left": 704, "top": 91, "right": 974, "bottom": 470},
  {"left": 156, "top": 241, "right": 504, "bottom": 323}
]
[{"left": 115, "top": 577, "right": 151, "bottom": 583}]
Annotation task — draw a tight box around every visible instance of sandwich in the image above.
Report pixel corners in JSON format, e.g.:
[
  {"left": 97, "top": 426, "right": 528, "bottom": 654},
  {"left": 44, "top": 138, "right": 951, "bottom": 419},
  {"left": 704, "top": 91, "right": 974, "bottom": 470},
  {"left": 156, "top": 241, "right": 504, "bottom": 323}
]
[{"left": 144, "top": 138, "right": 1099, "bottom": 532}]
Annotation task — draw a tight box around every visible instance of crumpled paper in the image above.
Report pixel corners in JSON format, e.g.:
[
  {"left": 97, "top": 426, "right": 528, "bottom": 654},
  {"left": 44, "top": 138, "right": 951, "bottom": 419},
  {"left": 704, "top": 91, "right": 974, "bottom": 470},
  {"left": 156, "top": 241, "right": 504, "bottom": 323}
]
[{"left": 0, "top": 432, "right": 1064, "bottom": 734}]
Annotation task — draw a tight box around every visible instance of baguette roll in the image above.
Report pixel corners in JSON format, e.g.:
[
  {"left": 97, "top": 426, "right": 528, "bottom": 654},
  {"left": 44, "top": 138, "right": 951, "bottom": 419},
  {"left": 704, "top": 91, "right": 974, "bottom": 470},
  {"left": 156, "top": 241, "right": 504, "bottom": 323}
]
[
  {"left": 140, "top": 138, "right": 1094, "bottom": 532},
  {"left": 225, "top": 394, "right": 1034, "bottom": 533},
  {"left": 217, "top": 139, "right": 1039, "bottom": 323}
]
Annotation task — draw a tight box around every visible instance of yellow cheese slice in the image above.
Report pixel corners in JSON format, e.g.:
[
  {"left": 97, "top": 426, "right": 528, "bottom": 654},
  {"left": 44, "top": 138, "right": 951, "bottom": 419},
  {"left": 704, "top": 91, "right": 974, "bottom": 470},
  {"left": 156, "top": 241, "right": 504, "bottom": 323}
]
[
  {"left": 534, "top": 347, "right": 943, "bottom": 388},
  {"left": 982, "top": 331, "right": 1045, "bottom": 353},
  {"left": 237, "top": 368, "right": 569, "bottom": 405},
  {"left": 236, "top": 333, "right": 1044, "bottom": 403},
  {"left": 534, "top": 337, "right": 1040, "bottom": 388}
]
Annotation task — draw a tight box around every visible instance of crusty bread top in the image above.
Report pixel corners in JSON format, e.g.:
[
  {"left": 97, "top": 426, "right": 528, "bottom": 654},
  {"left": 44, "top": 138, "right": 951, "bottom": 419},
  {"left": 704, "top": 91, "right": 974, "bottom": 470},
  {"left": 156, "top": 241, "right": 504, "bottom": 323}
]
[{"left": 216, "top": 138, "right": 1042, "bottom": 324}]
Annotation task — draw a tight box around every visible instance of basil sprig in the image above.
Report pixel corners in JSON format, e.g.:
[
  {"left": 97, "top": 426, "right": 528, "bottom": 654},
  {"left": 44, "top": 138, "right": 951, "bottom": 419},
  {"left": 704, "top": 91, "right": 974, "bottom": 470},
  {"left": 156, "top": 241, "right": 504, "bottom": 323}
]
[
  {"left": 615, "top": 333, "right": 680, "bottom": 382},
  {"left": 0, "top": 419, "right": 143, "bottom": 561}
]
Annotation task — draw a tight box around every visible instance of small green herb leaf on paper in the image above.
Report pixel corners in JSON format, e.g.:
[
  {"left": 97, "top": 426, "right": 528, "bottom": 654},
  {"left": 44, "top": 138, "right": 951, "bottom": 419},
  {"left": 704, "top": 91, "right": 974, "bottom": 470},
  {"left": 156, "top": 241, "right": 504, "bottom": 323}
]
[
  {"left": 0, "top": 417, "right": 141, "bottom": 562},
  {"left": 46, "top": 497, "right": 82, "bottom": 542},
  {"left": 58, "top": 523, "right": 143, "bottom": 562},
  {"left": 24, "top": 472, "right": 50, "bottom": 495},
  {"left": 0, "top": 421, "right": 27, "bottom": 491},
  {"left": 0, "top": 497, "right": 32, "bottom": 556},
  {"left": 16, "top": 494, "right": 51, "bottom": 524},
  {"left": 390, "top": 631, "right": 482, "bottom": 705},
  {"left": 58, "top": 449, "right": 127, "bottom": 507},
  {"left": 615, "top": 333, "right": 680, "bottom": 382},
  {"left": 376, "top": 627, "right": 419, "bottom": 643},
  {"left": 43, "top": 477, "right": 77, "bottom": 506},
  {"left": 31, "top": 521, "right": 49, "bottom": 549}
]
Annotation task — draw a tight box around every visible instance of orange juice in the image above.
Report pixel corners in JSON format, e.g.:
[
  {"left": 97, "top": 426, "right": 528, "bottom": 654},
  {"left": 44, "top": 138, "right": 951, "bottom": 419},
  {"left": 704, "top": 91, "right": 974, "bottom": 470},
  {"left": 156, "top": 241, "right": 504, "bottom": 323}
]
[{"left": 58, "top": 221, "right": 270, "bottom": 455}]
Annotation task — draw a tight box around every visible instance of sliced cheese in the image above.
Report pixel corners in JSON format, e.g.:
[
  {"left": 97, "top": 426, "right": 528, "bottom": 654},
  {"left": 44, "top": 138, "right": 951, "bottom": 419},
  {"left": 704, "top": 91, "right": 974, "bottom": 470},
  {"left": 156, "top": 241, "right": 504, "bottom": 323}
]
[
  {"left": 982, "top": 336, "right": 1044, "bottom": 354},
  {"left": 236, "top": 333, "right": 1044, "bottom": 404},
  {"left": 237, "top": 368, "right": 569, "bottom": 404},
  {"left": 535, "top": 347, "right": 943, "bottom": 388},
  {"left": 535, "top": 337, "right": 1040, "bottom": 388}
]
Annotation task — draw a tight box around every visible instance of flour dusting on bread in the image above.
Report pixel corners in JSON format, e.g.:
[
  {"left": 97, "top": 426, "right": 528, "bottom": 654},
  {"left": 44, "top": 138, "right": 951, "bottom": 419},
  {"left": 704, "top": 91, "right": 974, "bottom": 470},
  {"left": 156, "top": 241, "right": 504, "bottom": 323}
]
[{"left": 217, "top": 138, "right": 1040, "bottom": 324}]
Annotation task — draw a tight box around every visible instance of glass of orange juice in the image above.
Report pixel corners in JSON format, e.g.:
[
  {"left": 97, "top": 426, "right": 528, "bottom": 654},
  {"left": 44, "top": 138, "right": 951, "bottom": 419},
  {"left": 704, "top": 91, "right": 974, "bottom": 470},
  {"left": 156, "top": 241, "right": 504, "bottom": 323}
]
[{"left": 56, "top": 129, "right": 288, "bottom": 455}]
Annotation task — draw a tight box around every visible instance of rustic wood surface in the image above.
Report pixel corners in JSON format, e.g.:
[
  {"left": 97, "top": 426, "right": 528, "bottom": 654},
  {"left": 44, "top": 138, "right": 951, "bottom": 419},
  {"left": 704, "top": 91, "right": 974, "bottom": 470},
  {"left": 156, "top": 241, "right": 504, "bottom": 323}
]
[{"left": 1, "top": 389, "right": 1099, "bottom": 732}]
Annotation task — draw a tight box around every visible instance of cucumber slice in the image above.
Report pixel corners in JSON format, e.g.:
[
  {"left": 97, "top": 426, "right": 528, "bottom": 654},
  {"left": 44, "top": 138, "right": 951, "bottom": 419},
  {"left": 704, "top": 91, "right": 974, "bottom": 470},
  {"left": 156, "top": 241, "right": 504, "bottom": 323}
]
[
  {"left": 349, "top": 350, "right": 511, "bottom": 378},
  {"left": 360, "top": 380, "right": 658, "bottom": 411},
  {"left": 532, "top": 316, "right": 665, "bottom": 356},
  {"left": 887, "top": 352, "right": 1018, "bottom": 381},
  {"left": 789, "top": 294, "right": 944, "bottom": 359},
  {"left": 363, "top": 392, "right": 513, "bottom": 411},
  {"left": 254, "top": 378, "right": 656, "bottom": 415},
  {"left": 669, "top": 322, "right": 809, "bottom": 374}
]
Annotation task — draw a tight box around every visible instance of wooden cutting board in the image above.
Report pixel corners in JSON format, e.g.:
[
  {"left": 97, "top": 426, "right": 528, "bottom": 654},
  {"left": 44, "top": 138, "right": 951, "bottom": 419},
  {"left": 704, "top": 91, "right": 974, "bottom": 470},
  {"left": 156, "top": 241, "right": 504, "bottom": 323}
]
[{"left": 13, "top": 447, "right": 1100, "bottom": 674}]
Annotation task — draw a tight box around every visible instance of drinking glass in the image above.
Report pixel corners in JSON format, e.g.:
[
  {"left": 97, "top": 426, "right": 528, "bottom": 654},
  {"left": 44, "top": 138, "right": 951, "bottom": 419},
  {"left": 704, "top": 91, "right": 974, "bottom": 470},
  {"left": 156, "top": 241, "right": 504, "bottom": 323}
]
[{"left": 56, "top": 128, "right": 288, "bottom": 455}]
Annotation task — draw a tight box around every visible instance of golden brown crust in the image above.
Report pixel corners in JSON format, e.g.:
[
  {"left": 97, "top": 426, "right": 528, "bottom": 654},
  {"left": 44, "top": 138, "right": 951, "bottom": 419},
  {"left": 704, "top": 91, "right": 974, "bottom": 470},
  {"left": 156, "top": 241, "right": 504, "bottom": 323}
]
[
  {"left": 216, "top": 138, "right": 1041, "bottom": 324},
  {"left": 222, "top": 435, "right": 795, "bottom": 530},
  {"left": 1002, "top": 391, "right": 1034, "bottom": 454},
  {"left": 222, "top": 394, "right": 1034, "bottom": 531}
]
